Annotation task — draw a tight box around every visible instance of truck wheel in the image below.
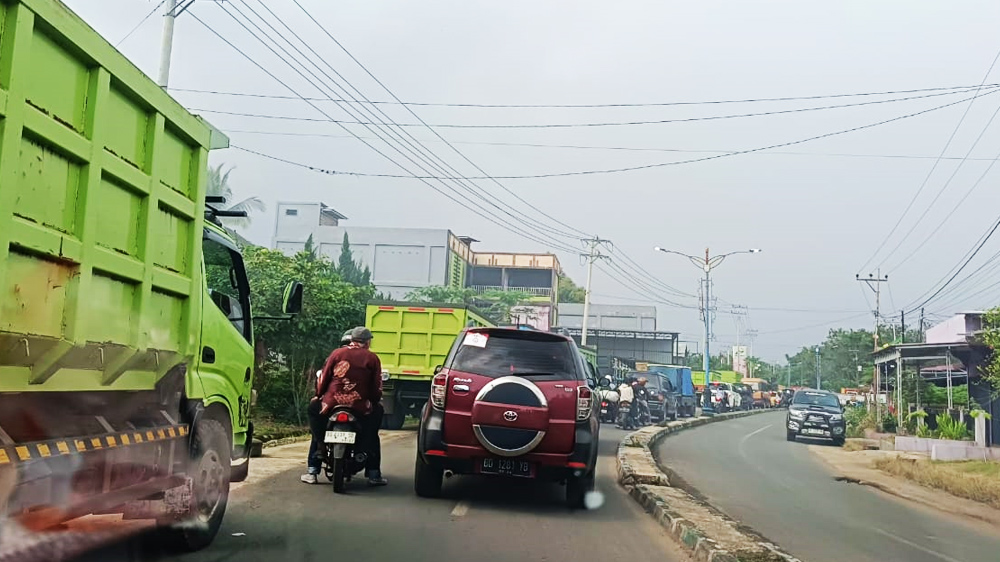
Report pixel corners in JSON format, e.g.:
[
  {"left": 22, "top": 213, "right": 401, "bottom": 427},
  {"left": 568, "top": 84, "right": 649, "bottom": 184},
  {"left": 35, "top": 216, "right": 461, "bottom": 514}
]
[
  {"left": 331, "top": 457, "right": 346, "bottom": 493},
  {"left": 383, "top": 410, "right": 405, "bottom": 430},
  {"left": 786, "top": 430, "right": 797, "bottom": 442},
  {"left": 414, "top": 454, "right": 443, "bottom": 498},
  {"left": 566, "top": 470, "right": 595, "bottom": 510},
  {"left": 158, "top": 418, "right": 231, "bottom": 552},
  {"left": 832, "top": 437, "right": 845, "bottom": 447}
]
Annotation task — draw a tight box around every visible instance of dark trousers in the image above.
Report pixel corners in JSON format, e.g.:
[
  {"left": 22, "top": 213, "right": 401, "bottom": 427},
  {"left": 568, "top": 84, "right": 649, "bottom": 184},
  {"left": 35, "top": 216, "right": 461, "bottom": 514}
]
[{"left": 307, "top": 400, "right": 383, "bottom": 476}]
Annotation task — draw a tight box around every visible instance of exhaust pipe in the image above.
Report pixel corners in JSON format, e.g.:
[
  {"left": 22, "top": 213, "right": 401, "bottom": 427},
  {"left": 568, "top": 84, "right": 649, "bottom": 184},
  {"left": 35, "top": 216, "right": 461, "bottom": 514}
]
[{"left": 444, "top": 470, "right": 455, "bottom": 479}]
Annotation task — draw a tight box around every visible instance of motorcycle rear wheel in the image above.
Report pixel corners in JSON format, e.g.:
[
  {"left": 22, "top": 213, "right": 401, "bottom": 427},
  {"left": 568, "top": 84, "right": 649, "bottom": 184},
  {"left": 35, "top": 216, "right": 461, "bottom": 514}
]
[{"left": 332, "top": 457, "right": 346, "bottom": 493}]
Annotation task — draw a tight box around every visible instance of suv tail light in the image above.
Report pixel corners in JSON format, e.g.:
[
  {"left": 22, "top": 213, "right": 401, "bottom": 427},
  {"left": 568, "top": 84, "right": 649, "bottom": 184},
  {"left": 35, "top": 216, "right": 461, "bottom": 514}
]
[
  {"left": 431, "top": 373, "right": 448, "bottom": 410},
  {"left": 576, "top": 386, "right": 592, "bottom": 421}
]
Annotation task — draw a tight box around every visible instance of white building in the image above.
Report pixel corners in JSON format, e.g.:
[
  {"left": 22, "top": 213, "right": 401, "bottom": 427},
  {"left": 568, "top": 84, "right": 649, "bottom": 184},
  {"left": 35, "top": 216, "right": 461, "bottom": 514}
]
[{"left": 272, "top": 201, "right": 466, "bottom": 299}]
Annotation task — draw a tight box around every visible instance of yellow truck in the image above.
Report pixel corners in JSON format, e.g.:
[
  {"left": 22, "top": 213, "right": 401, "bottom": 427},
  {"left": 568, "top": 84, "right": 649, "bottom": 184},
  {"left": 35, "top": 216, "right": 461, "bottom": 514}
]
[{"left": 366, "top": 301, "right": 493, "bottom": 429}]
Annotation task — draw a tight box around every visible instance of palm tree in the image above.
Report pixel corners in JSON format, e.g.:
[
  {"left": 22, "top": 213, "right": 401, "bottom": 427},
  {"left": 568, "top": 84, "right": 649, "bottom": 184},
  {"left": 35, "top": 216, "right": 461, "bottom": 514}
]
[{"left": 206, "top": 164, "right": 265, "bottom": 229}]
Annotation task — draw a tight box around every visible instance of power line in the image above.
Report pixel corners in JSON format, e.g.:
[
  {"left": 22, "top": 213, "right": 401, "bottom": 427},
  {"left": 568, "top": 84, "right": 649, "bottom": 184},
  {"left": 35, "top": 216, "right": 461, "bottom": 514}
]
[
  {"left": 116, "top": 0, "right": 168, "bottom": 46},
  {"left": 756, "top": 313, "right": 872, "bottom": 335},
  {"left": 886, "top": 137, "right": 1000, "bottom": 273},
  {"left": 219, "top": 1, "right": 692, "bottom": 310},
  {"left": 228, "top": 90, "right": 1000, "bottom": 180},
  {"left": 191, "top": 7, "right": 580, "bottom": 257},
  {"left": 903, "top": 213, "right": 1000, "bottom": 313},
  {"left": 229, "top": 0, "right": 579, "bottom": 242},
  {"left": 282, "top": 0, "right": 588, "bottom": 240},
  {"left": 167, "top": 83, "right": 1000, "bottom": 108},
  {"left": 218, "top": 129, "right": 1000, "bottom": 162},
  {"left": 186, "top": 87, "right": 989, "bottom": 129},
  {"left": 879, "top": 96, "right": 1000, "bottom": 271},
  {"left": 857, "top": 45, "right": 1000, "bottom": 273}
]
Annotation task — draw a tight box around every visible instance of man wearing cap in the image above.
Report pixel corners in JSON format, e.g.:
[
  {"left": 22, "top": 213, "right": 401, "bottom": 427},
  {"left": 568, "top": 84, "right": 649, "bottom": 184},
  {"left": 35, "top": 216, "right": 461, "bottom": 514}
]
[{"left": 301, "top": 327, "right": 387, "bottom": 486}]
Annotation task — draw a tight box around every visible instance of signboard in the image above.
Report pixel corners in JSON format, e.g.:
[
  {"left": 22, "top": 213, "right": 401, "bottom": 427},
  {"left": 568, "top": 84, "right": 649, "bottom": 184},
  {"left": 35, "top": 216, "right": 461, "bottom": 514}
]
[{"left": 732, "top": 345, "right": 748, "bottom": 377}]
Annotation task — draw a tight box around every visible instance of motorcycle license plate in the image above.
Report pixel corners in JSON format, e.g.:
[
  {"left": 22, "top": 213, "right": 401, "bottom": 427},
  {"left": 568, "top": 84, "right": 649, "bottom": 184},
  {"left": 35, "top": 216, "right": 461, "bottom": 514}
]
[
  {"left": 601, "top": 408, "right": 608, "bottom": 414},
  {"left": 480, "top": 458, "right": 534, "bottom": 478},
  {"left": 325, "top": 430, "right": 356, "bottom": 444}
]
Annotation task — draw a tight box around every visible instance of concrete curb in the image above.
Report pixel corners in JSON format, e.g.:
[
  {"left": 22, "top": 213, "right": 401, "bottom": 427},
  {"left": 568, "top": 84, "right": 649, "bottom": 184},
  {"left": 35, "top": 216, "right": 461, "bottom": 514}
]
[{"left": 617, "top": 410, "right": 801, "bottom": 562}]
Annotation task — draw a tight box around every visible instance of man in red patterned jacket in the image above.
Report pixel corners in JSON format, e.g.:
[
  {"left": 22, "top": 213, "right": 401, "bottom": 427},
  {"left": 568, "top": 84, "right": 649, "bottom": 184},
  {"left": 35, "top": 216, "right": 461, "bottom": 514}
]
[{"left": 300, "top": 327, "right": 387, "bottom": 486}]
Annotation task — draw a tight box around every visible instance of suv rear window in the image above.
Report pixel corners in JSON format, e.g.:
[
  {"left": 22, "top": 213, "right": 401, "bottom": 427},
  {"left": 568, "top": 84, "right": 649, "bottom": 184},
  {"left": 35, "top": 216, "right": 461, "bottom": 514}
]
[{"left": 447, "top": 330, "right": 582, "bottom": 381}]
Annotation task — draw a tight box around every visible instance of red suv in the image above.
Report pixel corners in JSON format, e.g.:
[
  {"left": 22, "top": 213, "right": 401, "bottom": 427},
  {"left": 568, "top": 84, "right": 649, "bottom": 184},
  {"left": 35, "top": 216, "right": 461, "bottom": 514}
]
[{"left": 414, "top": 327, "right": 600, "bottom": 508}]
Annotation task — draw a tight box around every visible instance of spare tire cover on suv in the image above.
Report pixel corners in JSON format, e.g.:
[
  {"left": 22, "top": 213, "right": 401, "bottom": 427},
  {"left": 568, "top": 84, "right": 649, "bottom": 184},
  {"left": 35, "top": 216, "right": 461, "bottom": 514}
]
[{"left": 471, "top": 376, "right": 549, "bottom": 457}]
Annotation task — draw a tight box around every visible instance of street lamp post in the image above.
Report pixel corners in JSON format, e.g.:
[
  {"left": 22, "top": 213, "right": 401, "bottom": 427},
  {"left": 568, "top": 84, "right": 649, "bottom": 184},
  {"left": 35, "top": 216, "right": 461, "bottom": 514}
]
[{"left": 654, "top": 246, "right": 761, "bottom": 415}]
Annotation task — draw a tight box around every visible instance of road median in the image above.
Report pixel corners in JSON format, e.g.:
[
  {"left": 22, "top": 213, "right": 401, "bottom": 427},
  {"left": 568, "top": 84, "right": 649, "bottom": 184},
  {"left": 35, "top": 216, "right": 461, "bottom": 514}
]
[{"left": 617, "top": 411, "right": 798, "bottom": 562}]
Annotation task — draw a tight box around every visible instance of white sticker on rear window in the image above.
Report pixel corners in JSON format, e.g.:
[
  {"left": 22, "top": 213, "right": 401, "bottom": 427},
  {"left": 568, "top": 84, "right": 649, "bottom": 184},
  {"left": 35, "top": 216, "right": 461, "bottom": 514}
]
[{"left": 462, "top": 332, "right": 489, "bottom": 348}]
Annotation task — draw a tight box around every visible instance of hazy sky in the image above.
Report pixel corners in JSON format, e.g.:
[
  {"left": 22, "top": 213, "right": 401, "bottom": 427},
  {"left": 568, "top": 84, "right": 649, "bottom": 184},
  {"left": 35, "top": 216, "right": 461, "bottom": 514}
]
[{"left": 66, "top": 0, "right": 1000, "bottom": 361}]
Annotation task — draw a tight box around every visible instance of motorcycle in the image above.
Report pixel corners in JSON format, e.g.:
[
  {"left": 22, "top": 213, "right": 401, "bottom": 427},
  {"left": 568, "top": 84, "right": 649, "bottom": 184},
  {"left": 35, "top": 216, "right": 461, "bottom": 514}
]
[
  {"left": 323, "top": 406, "right": 366, "bottom": 493},
  {"left": 636, "top": 399, "right": 651, "bottom": 426},
  {"left": 616, "top": 400, "right": 632, "bottom": 428},
  {"left": 599, "top": 399, "right": 618, "bottom": 423}
]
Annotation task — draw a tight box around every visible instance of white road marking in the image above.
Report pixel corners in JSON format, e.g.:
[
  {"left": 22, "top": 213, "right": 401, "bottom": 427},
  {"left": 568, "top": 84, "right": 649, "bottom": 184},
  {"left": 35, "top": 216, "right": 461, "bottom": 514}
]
[
  {"left": 875, "top": 528, "right": 963, "bottom": 562},
  {"left": 450, "top": 500, "right": 471, "bottom": 517},
  {"left": 739, "top": 424, "right": 773, "bottom": 451}
]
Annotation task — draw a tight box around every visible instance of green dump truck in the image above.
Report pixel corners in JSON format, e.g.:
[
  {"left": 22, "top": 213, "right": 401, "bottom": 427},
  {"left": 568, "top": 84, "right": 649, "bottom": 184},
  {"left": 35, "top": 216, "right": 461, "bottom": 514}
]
[
  {"left": 367, "top": 301, "right": 493, "bottom": 429},
  {"left": 0, "top": 0, "right": 300, "bottom": 555}
]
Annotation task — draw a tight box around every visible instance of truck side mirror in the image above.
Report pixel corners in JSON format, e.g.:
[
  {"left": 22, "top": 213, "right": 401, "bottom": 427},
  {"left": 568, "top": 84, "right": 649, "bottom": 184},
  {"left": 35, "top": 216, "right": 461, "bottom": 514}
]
[{"left": 282, "top": 281, "right": 303, "bottom": 315}]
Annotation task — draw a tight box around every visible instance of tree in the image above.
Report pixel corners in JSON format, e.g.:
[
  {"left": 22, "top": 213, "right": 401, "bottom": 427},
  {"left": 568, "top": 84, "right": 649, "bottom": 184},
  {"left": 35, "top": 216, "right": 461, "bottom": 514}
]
[
  {"left": 976, "top": 307, "right": 1000, "bottom": 395},
  {"left": 207, "top": 164, "right": 265, "bottom": 228},
  {"left": 302, "top": 234, "right": 318, "bottom": 262},
  {"left": 405, "top": 285, "right": 531, "bottom": 325},
  {"left": 558, "top": 275, "right": 586, "bottom": 303},
  {"left": 335, "top": 233, "right": 371, "bottom": 286},
  {"left": 245, "top": 246, "right": 374, "bottom": 424}
]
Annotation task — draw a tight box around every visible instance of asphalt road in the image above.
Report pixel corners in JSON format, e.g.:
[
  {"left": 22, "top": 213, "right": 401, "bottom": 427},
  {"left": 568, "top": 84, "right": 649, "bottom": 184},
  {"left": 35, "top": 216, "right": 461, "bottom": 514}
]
[
  {"left": 656, "top": 410, "right": 1000, "bottom": 562},
  {"left": 76, "top": 424, "right": 690, "bottom": 562}
]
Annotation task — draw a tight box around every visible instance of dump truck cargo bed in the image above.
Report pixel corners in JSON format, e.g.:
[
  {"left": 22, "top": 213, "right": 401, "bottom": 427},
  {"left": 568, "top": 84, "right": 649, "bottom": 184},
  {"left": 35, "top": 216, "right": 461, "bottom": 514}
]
[{"left": 0, "top": 0, "right": 224, "bottom": 393}]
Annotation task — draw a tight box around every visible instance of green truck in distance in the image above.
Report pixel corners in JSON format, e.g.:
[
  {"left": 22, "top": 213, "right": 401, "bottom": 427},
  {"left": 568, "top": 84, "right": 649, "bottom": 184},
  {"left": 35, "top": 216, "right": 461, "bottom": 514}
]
[
  {"left": 367, "top": 301, "right": 493, "bottom": 429},
  {"left": 0, "top": 0, "right": 300, "bottom": 556}
]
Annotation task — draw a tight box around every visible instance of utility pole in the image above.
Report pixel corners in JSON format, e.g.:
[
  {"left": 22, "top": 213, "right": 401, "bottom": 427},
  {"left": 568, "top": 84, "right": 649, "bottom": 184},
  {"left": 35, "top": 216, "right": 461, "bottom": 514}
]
[
  {"left": 158, "top": 0, "right": 197, "bottom": 87},
  {"left": 580, "top": 237, "right": 611, "bottom": 347},
  {"left": 857, "top": 271, "right": 889, "bottom": 423},
  {"left": 900, "top": 309, "right": 906, "bottom": 344},
  {"left": 919, "top": 307, "right": 925, "bottom": 343},
  {"left": 815, "top": 346, "right": 821, "bottom": 390},
  {"left": 786, "top": 363, "right": 791, "bottom": 388},
  {"left": 158, "top": 0, "right": 178, "bottom": 87}
]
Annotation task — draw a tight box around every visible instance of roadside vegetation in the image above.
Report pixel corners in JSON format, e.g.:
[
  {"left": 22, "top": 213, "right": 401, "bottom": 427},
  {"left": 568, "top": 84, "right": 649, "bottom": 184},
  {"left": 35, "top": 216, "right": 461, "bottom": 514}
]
[{"left": 873, "top": 457, "right": 1000, "bottom": 510}]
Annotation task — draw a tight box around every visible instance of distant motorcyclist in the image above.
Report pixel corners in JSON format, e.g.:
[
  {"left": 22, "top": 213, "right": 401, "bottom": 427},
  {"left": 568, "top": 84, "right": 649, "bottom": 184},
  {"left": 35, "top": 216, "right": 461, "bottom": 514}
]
[
  {"left": 632, "top": 377, "right": 651, "bottom": 427},
  {"left": 302, "top": 327, "right": 387, "bottom": 486},
  {"left": 596, "top": 375, "right": 620, "bottom": 422},
  {"left": 617, "top": 377, "right": 635, "bottom": 429}
]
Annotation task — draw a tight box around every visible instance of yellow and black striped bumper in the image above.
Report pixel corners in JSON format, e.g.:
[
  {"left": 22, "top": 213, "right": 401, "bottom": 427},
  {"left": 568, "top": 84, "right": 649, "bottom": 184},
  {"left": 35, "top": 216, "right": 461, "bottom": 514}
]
[{"left": 0, "top": 425, "right": 188, "bottom": 465}]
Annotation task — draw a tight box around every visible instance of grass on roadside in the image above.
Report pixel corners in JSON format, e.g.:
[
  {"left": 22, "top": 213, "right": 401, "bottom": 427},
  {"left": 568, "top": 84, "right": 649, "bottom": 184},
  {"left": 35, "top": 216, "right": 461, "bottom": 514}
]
[{"left": 873, "top": 457, "right": 1000, "bottom": 510}]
